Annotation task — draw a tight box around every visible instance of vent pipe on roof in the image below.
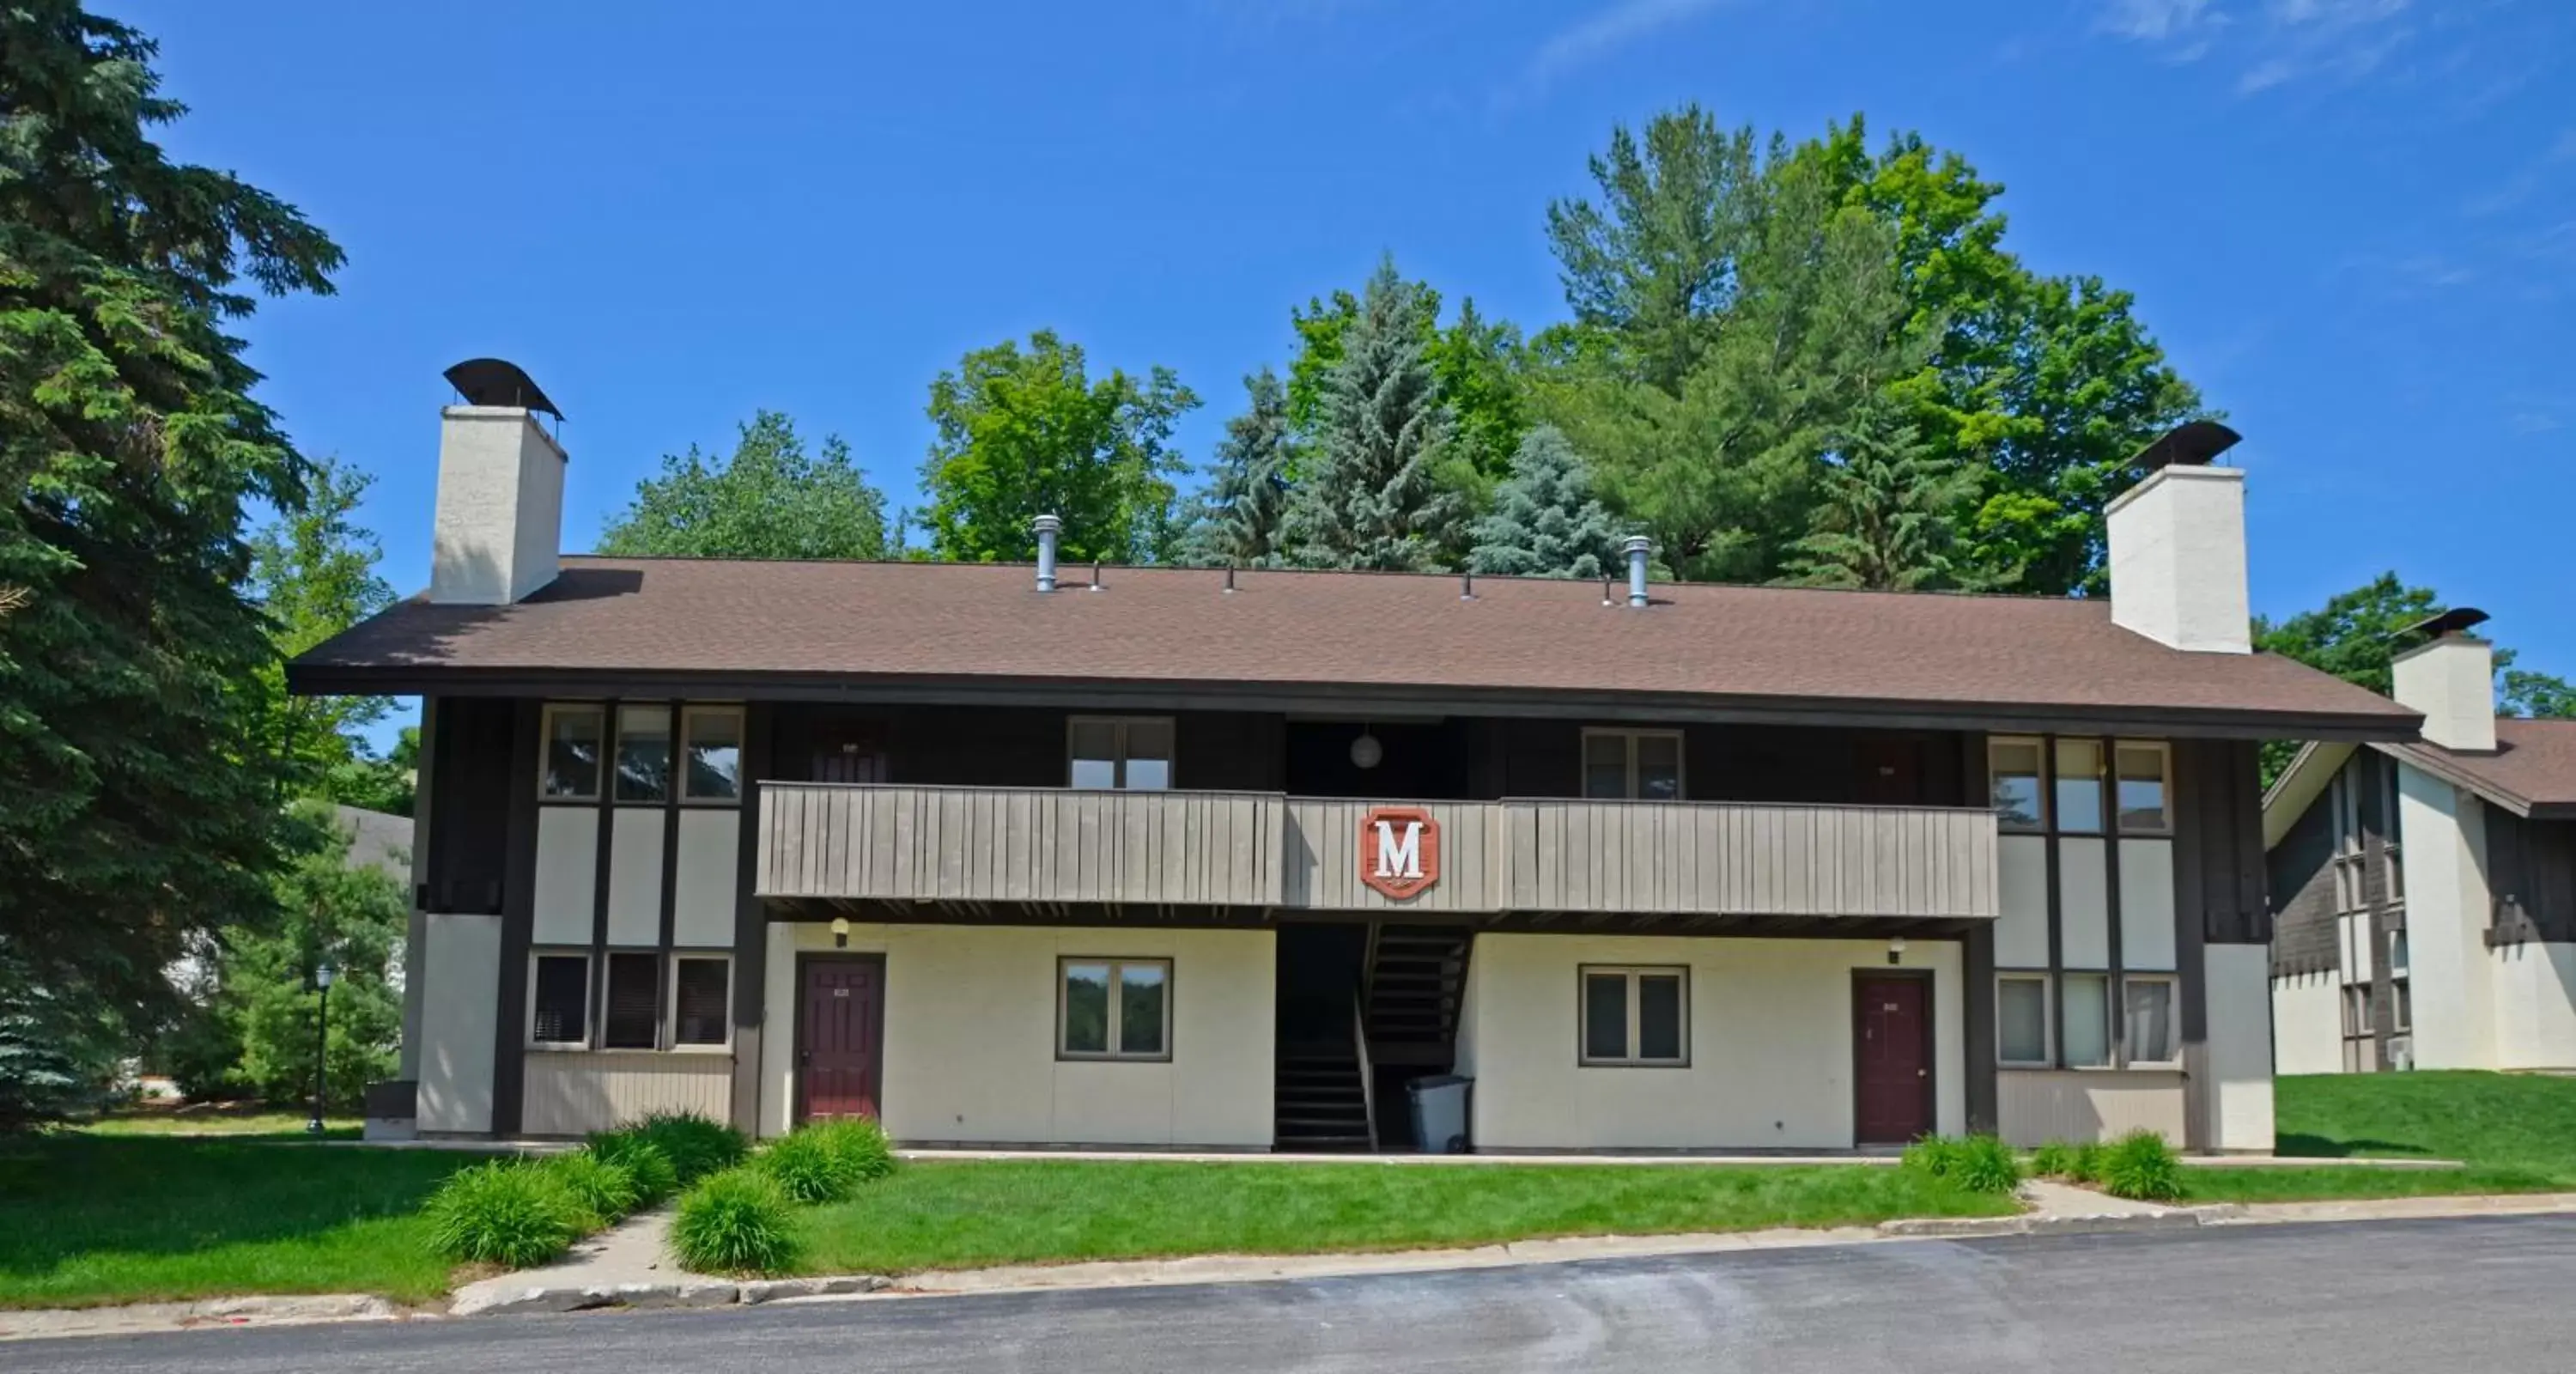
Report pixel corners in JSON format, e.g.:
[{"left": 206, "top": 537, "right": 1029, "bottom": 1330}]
[
  {"left": 1624, "top": 536, "right": 1652, "bottom": 608},
  {"left": 1033, "top": 514, "right": 1061, "bottom": 593}
]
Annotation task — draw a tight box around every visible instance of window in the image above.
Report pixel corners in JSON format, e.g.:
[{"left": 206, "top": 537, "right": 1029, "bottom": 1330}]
[
  {"left": 2342, "top": 983, "right": 2370, "bottom": 1038},
  {"left": 2388, "top": 930, "right": 2409, "bottom": 977},
  {"left": 683, "top": 708, "right": 743, "bottom": 802},
  {"left": 2054, "top": 739, "right": 2104, "bottom": 834},
  {"left": 1583, "top": 729, "right": 1685, "bottom": 801},
  {"left": 1580, "top": 966, "right": 1689, "bottom": 1066},
  {"left": 1989, "top": 738, "right": 2044, "bottom": 830},
  {"left": 2393, "top": 980, "right": 2412, "bottom": 1034},
  {"left": 601, "top": 951, "right": 659, "bottom": 1049},
  {"left": 1059, "top": 958, "right": 1171, "bottom": 1060},
  {"left": 671, "top": 956, "right": 731, "bottom": 1047},
  {"left": 1997, "top": 975, "right": 2050, "bottom": 1067},
  {"left": 2114, "top": 742, "right": 2170, "bottom": 833},
  {"left": 1067, "top": 718, "right": 1174, "bottom": 791},
  {"left": 2062, "top": 972, "right": 2111, "bottom": 1067},
  {"left": 613, "top": 706, "right": 672, "bottom": 803},
  {"left": 542, "top": 705, "right": 605, "bottom": 799},
  {"left": 530, "top": 951, "right": 591, "bottom": 1047},
  {"left": 2123, "top": 976, "right": 2178, "bottom": 1065}
]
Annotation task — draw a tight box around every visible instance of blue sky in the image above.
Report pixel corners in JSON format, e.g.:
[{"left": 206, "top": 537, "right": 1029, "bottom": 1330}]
[{"left": 116, "top": 0, "right": 2573, "bottom": 733}]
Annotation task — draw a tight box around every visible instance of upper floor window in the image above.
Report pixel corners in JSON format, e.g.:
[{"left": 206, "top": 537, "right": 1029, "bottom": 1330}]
[
  {"left": 542, "top": 704, "right": 605, "bottom": 800},
  {"left": 2114, "top": 742, "right": 2170, "bottom": 833},
  {"left": 1069, "top": 717, "right": 1173, "bottom": 790},
  {"left": 2054, "top": 739, "right": 2105, "bottom": 834},
  {"left": 682, "top": 707, "right": 743, "bottom": 802},
  {"left": 1583, "top": 729, "right": 1684, "bottom": 801},
  {"left": 615, "top": 705, "right": 673, "bottom": 803},
  {"left": 1990, "top": 738, "right": 2044, "bottom": 830}
]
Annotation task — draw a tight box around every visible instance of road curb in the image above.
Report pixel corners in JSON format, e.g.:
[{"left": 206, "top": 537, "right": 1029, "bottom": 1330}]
[
  {"left": 1878, "top": 1204, "right": 2240, "bottom": 1240},
  {"left": 446, "top": 1274, "right": 891, "bottom": 1317}
]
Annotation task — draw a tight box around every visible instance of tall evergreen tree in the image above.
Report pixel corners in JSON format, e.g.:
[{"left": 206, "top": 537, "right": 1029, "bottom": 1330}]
[
  {"left": 1779, "top": 400, "right": 1984, "bottom": 592},
  {"left": 1, "top": 5, "right": 342, "bottom": 1044},
  {"left": 1279, "top": 259, "right": 1462, "bottom": 571},
  {"left": 1467, "top": 426, "right": 1622, "bottom": 579},
  {"left": 599, "top": 410, "right": 889, "bottom": 561},
  {"left": 1183, "top": 368, "right": 1293, "bottom": 568}
]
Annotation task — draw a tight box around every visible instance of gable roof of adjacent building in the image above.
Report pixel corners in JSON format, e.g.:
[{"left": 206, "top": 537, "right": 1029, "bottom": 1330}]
[
  {"left": 2263, "top": 718, "right": 2576, "bottom": 846},
  {"left": 290, "top": 555, "right": 2415, "bottom": 739}
]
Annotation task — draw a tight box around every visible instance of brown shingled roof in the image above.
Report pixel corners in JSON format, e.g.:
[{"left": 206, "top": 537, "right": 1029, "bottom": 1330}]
[
  {"left": 2384, "top": 719, "right": 2576, "bottom": 817},
  {"left": 288, "top": 556, "right": 2418, "bottom": 737}
]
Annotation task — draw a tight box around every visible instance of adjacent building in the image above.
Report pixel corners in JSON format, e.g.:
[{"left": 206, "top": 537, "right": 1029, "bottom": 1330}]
[
  {"left": 2268, "top": 611, "right": 2576, "bottom": 1074},
  {"left": 288, "top": 366, "right": 2415, "bottom": 1153}
]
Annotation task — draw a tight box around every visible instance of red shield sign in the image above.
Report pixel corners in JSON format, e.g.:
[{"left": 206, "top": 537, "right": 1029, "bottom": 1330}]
[{"left": 1358, "top": 806, "right": 1440, "bottom": 900}]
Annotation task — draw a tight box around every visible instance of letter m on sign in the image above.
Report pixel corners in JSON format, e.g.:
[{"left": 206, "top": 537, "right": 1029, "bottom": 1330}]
[{"left": 1358, "top": 806, "right": 1441, "bottom": 901}]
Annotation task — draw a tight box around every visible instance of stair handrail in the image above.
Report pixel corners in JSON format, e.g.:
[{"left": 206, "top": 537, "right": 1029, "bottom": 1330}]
[{"left": 1352, "top": 988, "right": 1379, "bottom": 1152}]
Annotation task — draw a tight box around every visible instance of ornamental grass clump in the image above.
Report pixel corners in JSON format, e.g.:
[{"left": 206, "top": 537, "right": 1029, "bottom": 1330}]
[
  {"left": 423, "top": 1160, "right": 583, "bottom": 1268},
  {"left": 544, "top": 1149, "right": 642, "bottom": 1228},
  {"left": 759, "top": 1127, "right": 863, "bottom": 1205},
  {"left": 1900, "top": 1134, "right": 2021, "bottom": 1195},
  {"left": 2029, "top": 1140, "right": 2106, "bottom": 1184},
  {"left": 2096, "top": 1128, "right": 2185, "bottom": 1203},
  {"left": 586, "top": 1129, "right": 681, "bottom": 1205},
  {"left": 634, "top": 1110, "right": 749, "bottom": 1185},
  {"left": 670, "top": 1166, "right": 801, "bottom": 1275},
  {"left": 807, "top": 1116, "right": 896, "bottom": 1184}
]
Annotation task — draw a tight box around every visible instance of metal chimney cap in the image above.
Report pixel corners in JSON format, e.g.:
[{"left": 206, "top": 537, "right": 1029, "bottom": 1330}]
[
  {"left": 1031, "top": 514, "right": 1063, "bottom": 534},
  {"left": 1622, "top": 536, "right": 1652, "bottom": 556},
  {"left": 2397, "top": 607, "right": 2491, "bottom": 641},
  {"left": 442, "top": 358, "right": 562, "bottom": 418}
]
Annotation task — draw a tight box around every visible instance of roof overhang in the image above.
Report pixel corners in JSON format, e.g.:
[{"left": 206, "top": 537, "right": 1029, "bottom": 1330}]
[
  {"left": 2262, "top": 739, "right": 2355, "bottom": 849},
  {"left": 2369, "top": 739, "right": 2576, "bottom": 821}
]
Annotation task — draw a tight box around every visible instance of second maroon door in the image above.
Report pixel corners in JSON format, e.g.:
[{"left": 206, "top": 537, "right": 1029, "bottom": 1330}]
[
  {"left": 799, "top": 958, "right": 884, "bottom": 1122},
  {"left": 1853, "top": 975, "right": 1933, "bottom": 1145}
]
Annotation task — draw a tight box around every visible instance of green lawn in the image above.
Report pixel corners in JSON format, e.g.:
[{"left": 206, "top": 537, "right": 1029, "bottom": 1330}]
[
  {"left": 2183, "top": 1072, "right": 2576, "bottom": 1203},
  {"left": 793, "top": 1160, "right": 2017, "bottom": 1275},
  {"left": 0, "top": 1134, "right": 479, "bottom": 1309},
  {"left": 76, "top": 1110, "right": 363, "bottom": 1140}
]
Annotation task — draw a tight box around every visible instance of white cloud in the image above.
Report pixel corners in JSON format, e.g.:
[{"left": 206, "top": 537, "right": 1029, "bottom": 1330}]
[
  {"left": 2098, "top": 0, "right": 2418, "bottom": 94},
  {"left": 2099, "top": 0, "right": 2225, "bottom": 46},
  {"left": 1522, "top": 0, "right": 1737, "bottom": 93}
]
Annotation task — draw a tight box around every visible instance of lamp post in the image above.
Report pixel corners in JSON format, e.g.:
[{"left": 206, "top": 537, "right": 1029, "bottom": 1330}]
[{"left": 307, "top": 962, "right": 337, "bottom": 1135}]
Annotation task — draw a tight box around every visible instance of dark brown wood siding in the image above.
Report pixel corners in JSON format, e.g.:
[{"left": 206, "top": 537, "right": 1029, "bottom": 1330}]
[
  {"left": 2177, "top": 738, "right": 2269, "bottom": 945},
  {"left": 423, "top": 696, "right": 519, "bottom": 914},
  {"left": 2488, "top": 811, "right": 2576, "bottom": 944},
  {"left": 2269, "top": 781, "right": 2340, "bottom": 976}
]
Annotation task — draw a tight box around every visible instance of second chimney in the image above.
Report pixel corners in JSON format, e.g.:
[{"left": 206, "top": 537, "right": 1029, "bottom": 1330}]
[
  {"left": 430, "top": 358, "right": 565, "bottom": 606},
  {"left": 2106, "top": 422, "right": 2250, "bottom": 654},
  {"left": 2393, "top": 610, "right": 2498, "bottom": 752}
]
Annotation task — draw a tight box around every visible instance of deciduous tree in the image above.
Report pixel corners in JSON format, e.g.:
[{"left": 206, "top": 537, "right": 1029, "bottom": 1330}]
[{"left": 599, "top": 410, "right": 889, "bottom": 562}]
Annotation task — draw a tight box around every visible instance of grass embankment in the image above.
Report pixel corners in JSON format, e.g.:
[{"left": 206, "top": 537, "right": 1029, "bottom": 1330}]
[
  {"left": 78, "top": 1110, "right": 363, "bottom": 1140},
  {"left": 2184, "top": 1071, "right": 2576, "bottom": 1203},
  {"left": 791, "top": 1160, "right": 2015, "bottom": 1275},
  {"left": 0, "top": 1132, "right": 479, "bottom": 1309}
]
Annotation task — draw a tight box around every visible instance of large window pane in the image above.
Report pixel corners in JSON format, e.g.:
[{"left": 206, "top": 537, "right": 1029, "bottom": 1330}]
[
  {"left": 1637, "top": 974, "right": 1685, "bottom": 1061},
  {"left": 683, "top": 709, "right": 742, "bottom": 801},
  {"left": 532, "top": 953, "right": 589, "bottom": 1045},
  {"left": 2054, "top": 739, "right": 2104, "bottom": 834},
  {"left": 601, "top": 951, "right": 659, "bottom": 1049},
  {"left": 1061, "top": 962, "right": 1110, "bottom": 1055},
  {"left": 616, "top": 705, "right": 672, "bottom": 803},
  {"left": 544, "top": 708, "right": 603, "bottom": 799},
  {"left": 2115, "top": 744, "right": 2168, "bottom": 833},
  {"left": 1117, "top": 964, "right": 1168, "bottom": 1056},
  {"left": 673, "top": 957, "right": 730, "bottom": 1046},
  {"left": 1635, "top": 734, "right": 1683, "bottom": 802},
  {"left": 2124, "top": 978, "right": 2176, "bottom": 1063},
  {"left": 1583, "top": 973, "right": 1629, "bottom": 1061},
  {"left": 2063, "top": 973, "right": 2111, "bottom": 1067},
  {"left": 1989, "top": 739, "right": 2044, "bottom": 830},
  {"left": 1998, "top": 977, "right": 2048, "bottom": 1064},
  {"left": 1583, "top": 733, "right": 1629, "bottom": 799}
]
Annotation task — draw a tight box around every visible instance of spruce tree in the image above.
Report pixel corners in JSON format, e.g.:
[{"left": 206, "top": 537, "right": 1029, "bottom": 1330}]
[
  {"left": 1467, "top": 426, "right": 1623, "bottom": 579},
  {"left": 1279, "top": 259, "right": 1462, "bottom": 570},
  {"left": 1183, "top": 368, "right": 1292, "bottom": 568},
  {"left": 1778, "top": 399, "right": 1985, "bottom": 592}
]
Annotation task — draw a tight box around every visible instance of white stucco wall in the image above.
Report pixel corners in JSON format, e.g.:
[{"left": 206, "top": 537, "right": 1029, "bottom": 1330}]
[
  {"left": 2105, "top": 462, "right": 2250, "bottom": 654},
  {"left": 417, "top": 913, "right": 501, "bottom": 1134},
  {"left": 2489, "top": 942, "right": 2576, "bottom": 1070},
  {"left": 1997, "top": 836, "right": 2050, "bottom": 968},
  {"left": 673, "top": 811, "right": 739, "bottom": 946},
  {"left": 606, "top": 807, "right": 664, "bottom": 946},
  {"left": 2398, "top": 764, "right": 2496, "bottom": 1069},
  {"left": 1455, "top": 934, "right": 1963, "bottom": 1151},
  {"left": 2119, "top": 838, "right": 2178, "bottom": 971},
  {"left": 2202, "top": 944, "right": 2276, "bottom": 1152},
  {"left": 757, "top": 922, "right": 1275, "bottom": 1146},
  {"left": 429, "top": 406, "right": 563, "bottom": 605},
  {"left": 2059, "top": 838, "right": 2111, "bottom": 970},
  {"left": 2271, "top": 970, "right": 2344, "bottom": 1076},
  {"left": 532, "top": 806, "right": 597, "bottom": 946}
]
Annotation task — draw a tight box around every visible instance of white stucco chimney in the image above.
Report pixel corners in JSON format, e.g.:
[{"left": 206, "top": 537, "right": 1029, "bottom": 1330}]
[
  {"left": 2392, "top": 610, "right": 2498, "bottom": 753},
  {"left": 429, "top": 360, "right": 566, "bottom": 605},
  {"left": 2105, "top": 422, "right": 2250, "bottom": 654}
]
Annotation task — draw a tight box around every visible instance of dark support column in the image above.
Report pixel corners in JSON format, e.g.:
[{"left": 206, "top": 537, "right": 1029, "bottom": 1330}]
[
  {"left": 729, "top": 702, "right": 776, "bottom": 1134},
  {"left": 1964, "top": 923, "right": 1998, "bottom": 1135},
  {"left": 489, "top": 700, "right": 544, "bottom": 1137}
]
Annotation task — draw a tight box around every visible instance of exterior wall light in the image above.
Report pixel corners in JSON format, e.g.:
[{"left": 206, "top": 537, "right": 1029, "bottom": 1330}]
[
  {"left": 1350, "top": 729, "right": 1383, "bottom": 770},
  {"left": 831, "top": 916, "right": 852, "bottom": 949},
  {"left": 1886, "top": 938, "right": 1906, "bottom": 966}
]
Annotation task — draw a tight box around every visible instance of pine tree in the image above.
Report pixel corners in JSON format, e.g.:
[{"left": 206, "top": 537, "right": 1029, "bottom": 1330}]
[
  {"left": 1279, "top": 259, "right": 1462, "bottom": 570},
  {"left": 1778, "top": 400, "right": 1985, "bottom": 592},
  {"left": 1183, "top": 368, "right": 1292, "bottom": 568},
  {"left": 1467, "top": 426, "right": 1623, "bottom": 578}
]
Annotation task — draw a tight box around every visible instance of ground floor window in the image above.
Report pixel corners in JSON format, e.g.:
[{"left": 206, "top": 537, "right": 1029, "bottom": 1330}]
[
  {"left": 2062, "top": 972, "right": 2111, "bottom": 1067},
  {"left": 1580, "top": 966, "right": 1689, "bottom": 1066},
  {"left": 530, "top": 951, "right": 591, "bottom": 1048},
  {"left": 1059, "top": 958, "right": 1171, "bottom": 1060},
  {"left": 599, "top": 951, "right": 659, "bottom": 1049},
  {"left": 2123, "top": 975, "right": 2178, "bottom": 1066},
  {"left": 1997, "top": 973, "right": 2050, "bottom": 1067},
  {"left": 671, "top": 955, "right": 732, "bottom": 1047}
]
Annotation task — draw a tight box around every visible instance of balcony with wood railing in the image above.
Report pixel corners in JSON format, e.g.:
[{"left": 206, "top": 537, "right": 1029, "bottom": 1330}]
[{"left": 755, "top": 784, "right": 1999, "bottom": 924}]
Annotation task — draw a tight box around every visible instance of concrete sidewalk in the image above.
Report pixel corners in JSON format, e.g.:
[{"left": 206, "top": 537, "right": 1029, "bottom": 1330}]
[{"left": 897, "top": 1146, "right": 2458, "bottom": 1168}]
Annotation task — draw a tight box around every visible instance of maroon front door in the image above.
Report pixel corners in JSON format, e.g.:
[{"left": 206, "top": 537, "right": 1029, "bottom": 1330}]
[
  {"left": 799, "top": 958, "right": 884, "bottom": 1122},
  {"left": 1853, "top": 975, "right": 1933, "bottom": 1145}
]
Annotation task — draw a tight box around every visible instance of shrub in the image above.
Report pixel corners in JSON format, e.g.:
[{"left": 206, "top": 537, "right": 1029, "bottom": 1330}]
[
  {"left": 545, "top": 1149, "right": 641, "bottom": 1227},
  {"left": 587, "top": 1129, "right": 681, "bottom": 1205},
  {"left": 759, "top": 1128, "right": 861, "bottom": 1205},
  {"left": 2029, "top": 1140, "right": 2081, "bottom": 1179},
  {"left": 1901, "top": 1134, "right": 2020, "bottom": 1195},
  {"left": 2096, "top": 1128, "right": 2185, "bottom": 1202},
  {"left": 424, "top": 1160, "right": 582, "bottom": 1268},
  {"left": 2069, "top": 1142, "right": 2105, "bottom": 1184},
  {"left": 670, "top": 1167, "right": 801, "bottom": 1275},
  {"left": 634, "top": 1110, "right": 749, "bottom": 1184},
  {"left": 806, "top": 1116, "right": 896, "bottom": 1184}
]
